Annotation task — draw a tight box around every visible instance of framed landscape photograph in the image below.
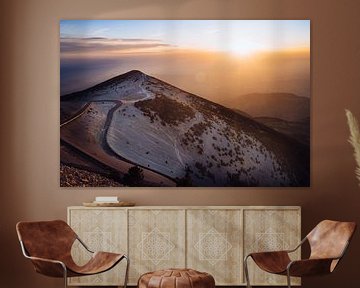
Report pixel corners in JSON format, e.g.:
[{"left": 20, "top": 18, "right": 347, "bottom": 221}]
[{"left": 60, "top": 20, "right": 310, "bottom": 187}]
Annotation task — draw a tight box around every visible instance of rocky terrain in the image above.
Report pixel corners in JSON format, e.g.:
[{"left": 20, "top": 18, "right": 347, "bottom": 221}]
[{"left": 60, "top": 163, "right": 122, "bottom": 187}]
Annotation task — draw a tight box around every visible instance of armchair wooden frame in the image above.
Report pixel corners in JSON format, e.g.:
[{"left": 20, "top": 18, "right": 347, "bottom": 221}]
[
  {"left": 244, "top": 220, "right": 356, "bottom": 288},
  {"left": 16, "top": 220, "right": 129, "bottom": 288}
]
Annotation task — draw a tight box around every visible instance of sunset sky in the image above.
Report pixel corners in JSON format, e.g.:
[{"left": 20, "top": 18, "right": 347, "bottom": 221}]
[{"left": 60, "top": 20, "right": 310, "bottom": 102}]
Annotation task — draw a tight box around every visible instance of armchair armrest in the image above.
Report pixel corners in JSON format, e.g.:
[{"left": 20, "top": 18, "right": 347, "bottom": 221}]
[
  {"left": 285, "top": 237, "right": 307, "bottom": 253},
  {"left": 246, "top": 236, "right": 306, "bottom": 259},
  {"left": 28, "top": 256, "right": 67, "bottom": 277},
  {"left": 76, "top": 236, "right": 94, "bottom": 253},
  {"left": 19, "top": 240, "right": 67, "bottom": 277}
]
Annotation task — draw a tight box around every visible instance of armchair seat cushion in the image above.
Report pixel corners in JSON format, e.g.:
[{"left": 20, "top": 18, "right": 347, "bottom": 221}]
[{"left": 66, "top": 251, "right": 124, "bottom": 276}]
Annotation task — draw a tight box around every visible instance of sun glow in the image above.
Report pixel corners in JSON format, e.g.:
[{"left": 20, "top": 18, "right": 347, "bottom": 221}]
[
  {"left": 60, "top": 20, "right": 310, "bottom": 97},
  {"left": 227, "top": 44, "right": 264, "bottom": 57}
]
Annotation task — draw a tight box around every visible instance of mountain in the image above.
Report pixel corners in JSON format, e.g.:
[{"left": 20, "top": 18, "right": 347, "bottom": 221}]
[
  {"left": 224, "top": 93, "right": 310, "bottom": 122},
  {"left": 60, "top": 70, "right": 309, "bottom": 187},
  {"left": 254, "top": 116, "right": 310, "bottom": 146}
]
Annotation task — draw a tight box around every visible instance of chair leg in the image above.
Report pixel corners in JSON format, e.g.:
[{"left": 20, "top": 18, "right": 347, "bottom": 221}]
[
  {"left": 123, "top": 255, "right": 130, "bottom": 288},
  {"left": 62, "top": 264, "right": 68, "bottom": 288},
  {"left": 286, "top": 269, "right": 291, "bottom": 288},
  {"left": 244, "top": 255, "right": 252, "bottom": 288}
]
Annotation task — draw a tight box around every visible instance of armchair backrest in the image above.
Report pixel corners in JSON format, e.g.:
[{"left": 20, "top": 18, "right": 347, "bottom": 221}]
[
  {"left": 16, "top": 220, "right": 77, "bottom": 261},
  {"left": 307, "top": 220, "right": 356, "bottom": 261}
]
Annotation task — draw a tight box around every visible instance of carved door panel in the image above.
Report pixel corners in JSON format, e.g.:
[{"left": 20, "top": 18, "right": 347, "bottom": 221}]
[
  {"left": 243, "top": 209, "right": 301, "bottom": 286},
  {"left": 128, "top": 209, "right": 186, "bottom": 284},
  {"left": 187, "top": 209, "right": 243, "bottom": 285}
]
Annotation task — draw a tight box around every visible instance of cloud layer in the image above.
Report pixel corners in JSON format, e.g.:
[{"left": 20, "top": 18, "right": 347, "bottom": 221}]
[{"left": 61, "top": 37, "right": 174, "bottom": 56}]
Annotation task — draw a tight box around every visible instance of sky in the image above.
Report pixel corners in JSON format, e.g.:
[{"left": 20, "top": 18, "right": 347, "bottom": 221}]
[{"left": 60, "top": 20, "right": 310, "bottom": 101}]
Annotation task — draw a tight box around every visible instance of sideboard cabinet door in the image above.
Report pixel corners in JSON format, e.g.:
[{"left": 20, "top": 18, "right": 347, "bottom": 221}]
[
  {"left": 68, "top": 208, "right": 127, "bottom": 286},
  {"left": 128, "top": 209, "right": 186, "bottom": 284},
  {"left": 243, "top": 208, "right": 301, "bottom": 286},
  {"left": 187, "top": 209, "right": 243, "bottom": 285}
]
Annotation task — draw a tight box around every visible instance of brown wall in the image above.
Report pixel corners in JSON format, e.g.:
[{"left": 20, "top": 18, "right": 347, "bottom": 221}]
[{"left": 1, "top": 0, "right": 360, "bottom": 287}]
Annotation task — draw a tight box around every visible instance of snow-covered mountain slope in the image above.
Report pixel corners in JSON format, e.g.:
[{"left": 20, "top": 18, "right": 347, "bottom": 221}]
[{"left": 61, "top": 70, "right": 309, "bottom": 187}]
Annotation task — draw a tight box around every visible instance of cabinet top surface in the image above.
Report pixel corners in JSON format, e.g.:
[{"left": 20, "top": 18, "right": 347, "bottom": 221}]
[{"left": 68, "top": 205, "right": 301, "bottom": 210}]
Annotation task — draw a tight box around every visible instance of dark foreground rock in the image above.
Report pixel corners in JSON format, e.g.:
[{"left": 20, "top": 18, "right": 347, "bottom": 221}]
[{"left": 60, "top": 163, "right": 122, "bottom": 187}]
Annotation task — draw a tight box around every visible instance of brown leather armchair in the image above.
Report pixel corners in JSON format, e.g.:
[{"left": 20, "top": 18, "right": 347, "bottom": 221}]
[
  {"left": 16, "top": 220, "right": 129, "bottom": 288},
  {"left": 244, "top": 220, "right": 356, "bottom": 288}
]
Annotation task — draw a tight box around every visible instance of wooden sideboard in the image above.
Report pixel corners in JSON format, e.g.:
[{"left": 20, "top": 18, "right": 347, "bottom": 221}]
[{"left": 67, "top": 206, "right": 301, "bottom": 286}]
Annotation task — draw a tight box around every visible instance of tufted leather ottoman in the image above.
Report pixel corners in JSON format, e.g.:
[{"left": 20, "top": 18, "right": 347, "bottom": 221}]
[{"left": 138, "top": 268, "right": 215, "bottom": 288}]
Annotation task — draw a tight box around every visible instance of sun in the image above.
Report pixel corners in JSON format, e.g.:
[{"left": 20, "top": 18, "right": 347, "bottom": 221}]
[{"left": 226, "top": 38, "right": 271, "bottom": 57}]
